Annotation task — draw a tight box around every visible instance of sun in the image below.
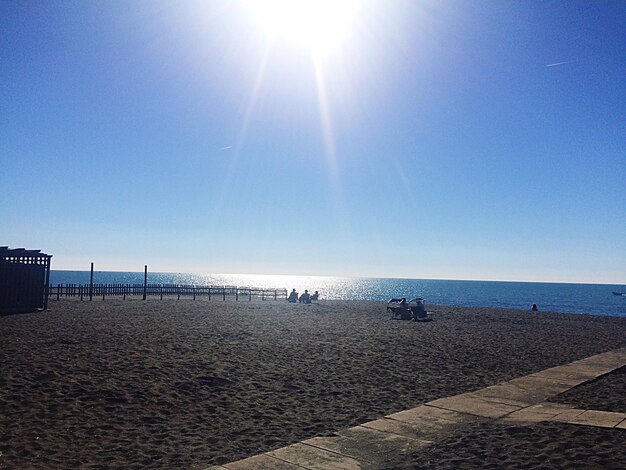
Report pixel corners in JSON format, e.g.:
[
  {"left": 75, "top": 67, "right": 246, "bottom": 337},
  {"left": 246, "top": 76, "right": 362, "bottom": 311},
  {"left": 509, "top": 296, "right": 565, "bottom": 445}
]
[{"left": 245, "top": 0, "right": 358, "bottom": 56}]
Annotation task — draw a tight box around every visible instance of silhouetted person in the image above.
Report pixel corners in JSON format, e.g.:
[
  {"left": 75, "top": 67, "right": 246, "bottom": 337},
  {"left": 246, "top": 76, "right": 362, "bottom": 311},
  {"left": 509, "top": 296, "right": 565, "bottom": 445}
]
[
  {"left": 395, "top": 298, "right": 411, "bottom": 320},
  {"left": 288, "top": 289, "right": 298, "bottom": 303},
  {"left": 310, "top": 291, "right": 319, "bottom": 301},
  {"left": 412, "top": 298, "right": 427, "bottom": 321},
  {"left": 531, "top": 303, "right": 538, "bottom": 312},
  {"left": 299, "top": 290, "right": 311, "bottom": 304}
]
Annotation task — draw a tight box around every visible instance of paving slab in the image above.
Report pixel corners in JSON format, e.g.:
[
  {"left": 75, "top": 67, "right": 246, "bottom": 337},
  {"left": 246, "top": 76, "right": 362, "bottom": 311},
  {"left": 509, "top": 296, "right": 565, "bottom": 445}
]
[
  {"left": 611, "top": 347, "right": 626, "bottom": 361},
  {"left": 616, "top": 418, "right": 626, "bottom": 430},
  {"left": 427, "top": 393, "right": 522, "bottom": 418},
  {"left": 526, "top": 374, "right": 585, "bottom": 388},
  {"left": 561, "top": 363, "right": 621, "bottom": 379},
  {"left": 360, "top": 418, "right": 438, "bottom": 441},
  {"left": 552, "top": 409, "right": 586, "bottom": 423},
  {"left": 268, "top": 443, "right": 362, "bottom": 470},
  {"left": 503, "top": 403, "right": 574, "bottom": 423},
  {"left": 467, "top": 393, "right": 532, "bottom": 408},
  {"left": 559, "top": 410, "right": 626, "bottom": 428},
  {"left": 223, "top": 454, "right": 302, "bottom": 469},
  {"left": 575, "top": 349, "right": 621, "bottom": 359},
  {"left": 339, "top": 423, "right": 431, "bottom": 446},
  {"left": 529, "top": 365, "right": 597, "bottom": 383},
  {"left": 471, "top": 384, "right": 536, "bottom": 406},
  {"left": 505, "top": 375, "right": 575, "bottom": 401},
  {"left": 387, "top": 404, "right": 467, "bottom": 425},
  {"left": 528, "top": 402, "right": 577, "bottom": 414},
  {"left": 504, "top": 408, "right": 559, "bottom": 423},
  {"left": 303, "top": 425, "right": 430, "bottom": 469},
  {"left": 524, "top": 372, "right": 583, "bottom": 387},
  {"left": 479, "top": 381, "right": 550, "bottom": 405},
  {"left": 570, "top": 351, "right": 626, "bottom": 371}
]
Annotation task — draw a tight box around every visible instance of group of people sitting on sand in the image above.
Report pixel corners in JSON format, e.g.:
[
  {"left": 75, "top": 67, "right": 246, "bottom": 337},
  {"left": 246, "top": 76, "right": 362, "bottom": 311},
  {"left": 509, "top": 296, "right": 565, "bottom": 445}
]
[
  {"left": 287, "top": 289, "right": 319, "bottom": 304},
  {"left": 387, "top": 297, "right": 431, "bottom": 321}
]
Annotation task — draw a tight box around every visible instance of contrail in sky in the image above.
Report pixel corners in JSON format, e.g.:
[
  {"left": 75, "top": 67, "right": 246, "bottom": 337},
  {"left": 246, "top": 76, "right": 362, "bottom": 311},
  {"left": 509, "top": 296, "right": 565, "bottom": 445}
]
[
  {"left": 546, "top": 60, "right": 576, "bottom": 67},
  {"left": 220, "top": 145, "right": 233, "bottom": 150}
]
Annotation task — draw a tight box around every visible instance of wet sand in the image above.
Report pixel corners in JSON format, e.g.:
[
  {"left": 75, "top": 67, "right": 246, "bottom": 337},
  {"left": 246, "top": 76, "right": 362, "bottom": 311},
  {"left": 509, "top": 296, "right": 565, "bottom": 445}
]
[{"left": 1, "top": 299, "right": 625, "bottom": 468}]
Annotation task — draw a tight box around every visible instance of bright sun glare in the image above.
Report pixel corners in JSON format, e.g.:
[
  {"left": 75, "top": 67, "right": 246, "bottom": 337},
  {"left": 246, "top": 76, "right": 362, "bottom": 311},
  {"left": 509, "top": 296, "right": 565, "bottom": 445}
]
[{"left": 246, "top": 0, "right": 358, "bottom": 55}]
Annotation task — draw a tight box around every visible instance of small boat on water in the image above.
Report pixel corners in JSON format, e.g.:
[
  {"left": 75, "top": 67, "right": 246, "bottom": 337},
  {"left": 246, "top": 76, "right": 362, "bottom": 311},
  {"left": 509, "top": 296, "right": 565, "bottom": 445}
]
[{"left": 612, "top": 292, "right": 625, "bottom": 296}]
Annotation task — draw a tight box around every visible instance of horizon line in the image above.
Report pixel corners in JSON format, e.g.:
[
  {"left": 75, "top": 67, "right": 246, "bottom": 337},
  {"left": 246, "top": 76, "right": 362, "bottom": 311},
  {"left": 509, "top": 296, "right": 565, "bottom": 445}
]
[{"left": 49, "top": 267, "right": 626, "bottom": 287}]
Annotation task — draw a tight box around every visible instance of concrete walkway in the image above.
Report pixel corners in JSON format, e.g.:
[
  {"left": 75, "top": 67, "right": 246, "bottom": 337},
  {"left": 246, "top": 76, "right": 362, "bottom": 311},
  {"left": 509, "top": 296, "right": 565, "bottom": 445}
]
[{"left": 208, "top": 347, "right": 626, "bottom": 469}]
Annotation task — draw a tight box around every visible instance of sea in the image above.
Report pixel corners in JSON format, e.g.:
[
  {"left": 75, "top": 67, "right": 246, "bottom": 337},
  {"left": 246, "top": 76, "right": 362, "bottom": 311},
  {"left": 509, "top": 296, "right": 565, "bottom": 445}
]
[{"left": 49, "top": 271, "right": 626, "bottom": 318}]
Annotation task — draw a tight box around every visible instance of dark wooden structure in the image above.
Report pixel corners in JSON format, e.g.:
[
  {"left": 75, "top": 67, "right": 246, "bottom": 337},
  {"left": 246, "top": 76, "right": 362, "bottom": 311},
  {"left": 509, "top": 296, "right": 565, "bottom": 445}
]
[{"left": 0, "top": 247, "right": 52, "bottom": 314}]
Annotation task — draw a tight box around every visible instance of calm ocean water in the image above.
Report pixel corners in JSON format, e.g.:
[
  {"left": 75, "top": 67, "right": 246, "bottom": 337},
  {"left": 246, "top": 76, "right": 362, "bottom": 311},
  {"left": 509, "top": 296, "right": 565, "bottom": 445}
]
[{"left": 49, "top": 271, "right": 626, "bottom": 317}]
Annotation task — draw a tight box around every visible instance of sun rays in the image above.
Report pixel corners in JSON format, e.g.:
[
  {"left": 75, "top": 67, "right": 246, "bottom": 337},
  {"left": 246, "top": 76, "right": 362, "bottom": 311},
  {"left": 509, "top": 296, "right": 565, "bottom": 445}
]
[{"left": 222, "top": 1, "right": 369, "bottom": 229}]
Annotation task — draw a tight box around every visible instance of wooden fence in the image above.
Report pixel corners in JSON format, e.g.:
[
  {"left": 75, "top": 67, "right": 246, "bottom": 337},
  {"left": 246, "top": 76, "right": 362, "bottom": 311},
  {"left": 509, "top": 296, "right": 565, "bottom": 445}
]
[{"left": 48, "top": 284, "right": 288, "bottom": 302}]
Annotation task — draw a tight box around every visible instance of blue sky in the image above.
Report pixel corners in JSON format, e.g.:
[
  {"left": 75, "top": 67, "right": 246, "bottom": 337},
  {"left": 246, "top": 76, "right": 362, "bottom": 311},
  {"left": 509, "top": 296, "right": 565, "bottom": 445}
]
[{"left": 2, "top": 0, "right": 625, "bottom": 283}]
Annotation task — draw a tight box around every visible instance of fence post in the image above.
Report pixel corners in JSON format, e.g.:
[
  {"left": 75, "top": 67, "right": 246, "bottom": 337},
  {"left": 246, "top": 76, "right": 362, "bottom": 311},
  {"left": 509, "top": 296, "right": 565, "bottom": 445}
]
[
  {"left": 160, "top": 284, "right": 163, "bottom": 301},
  {"left": 274, "top": 290, "right": 277, "bottom": 300},
  {"left": 208, "top": 287, "right": 211, "bottom": 301},
  {"left": 177, "top": 285, "right": 180, "bottom": 301},
  {"left": 222, "top": 288, "right": 225, "bottom": 301},
  {"left": 80, "top": 285, "right": 83, "bottom": 301},
  {"left": 57, "top": 284, "right": 61, "bottom": 300},
  {"left": 42, "top": 256, "right": 51, "bottom": 310},
  {"left": 236, "top": 289, "right": 239, "bottom": 301},
  {"left": 89, "top": 262, "right": 94, "bottom": 301},
  {"left": 143, "top": 265, "right": 147, "bottom": 300}
]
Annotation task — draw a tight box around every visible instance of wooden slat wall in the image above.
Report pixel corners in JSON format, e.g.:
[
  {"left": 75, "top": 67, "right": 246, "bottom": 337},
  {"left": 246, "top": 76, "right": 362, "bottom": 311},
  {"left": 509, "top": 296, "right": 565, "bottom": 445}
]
[{"left": 0, "top": 249, "right": 52, "bottom": 314}]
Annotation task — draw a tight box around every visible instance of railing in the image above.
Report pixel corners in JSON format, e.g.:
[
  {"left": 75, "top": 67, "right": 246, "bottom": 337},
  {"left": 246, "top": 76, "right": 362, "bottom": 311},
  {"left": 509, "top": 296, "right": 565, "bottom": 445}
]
[{"left": 48, "top": 284, "right": 288, "bottom": 301}]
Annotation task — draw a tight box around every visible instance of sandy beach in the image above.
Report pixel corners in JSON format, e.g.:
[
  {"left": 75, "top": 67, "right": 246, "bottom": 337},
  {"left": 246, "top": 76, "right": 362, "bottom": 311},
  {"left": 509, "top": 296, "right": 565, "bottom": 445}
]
[{"left": 1, "top": 299, "right": 625, "bottom": 469}]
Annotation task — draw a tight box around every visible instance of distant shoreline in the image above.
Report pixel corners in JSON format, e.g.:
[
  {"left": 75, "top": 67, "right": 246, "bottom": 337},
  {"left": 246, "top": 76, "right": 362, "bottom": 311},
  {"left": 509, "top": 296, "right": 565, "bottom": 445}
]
[{"left": 47, "top": 271, "right": 626, "bottom": 317}]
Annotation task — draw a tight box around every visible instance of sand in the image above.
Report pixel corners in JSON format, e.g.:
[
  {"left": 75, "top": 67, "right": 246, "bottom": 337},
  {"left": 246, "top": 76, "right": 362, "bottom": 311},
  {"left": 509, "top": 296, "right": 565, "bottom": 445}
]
[
  {"left": 1, "top": 299, "right": 625, "bottom": 469},
  {"left": 404, "top": 420, "right": 626, "bottom": 469},
  {"left": 549, "top": 365, "right": 626, "bottom": 413}
]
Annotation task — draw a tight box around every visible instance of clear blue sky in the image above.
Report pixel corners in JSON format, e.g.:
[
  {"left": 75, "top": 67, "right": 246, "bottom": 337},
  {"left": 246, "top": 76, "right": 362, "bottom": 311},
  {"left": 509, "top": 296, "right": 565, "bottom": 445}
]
[{"left": 2, "top": 0, "right": 625, "bottom": 283}]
